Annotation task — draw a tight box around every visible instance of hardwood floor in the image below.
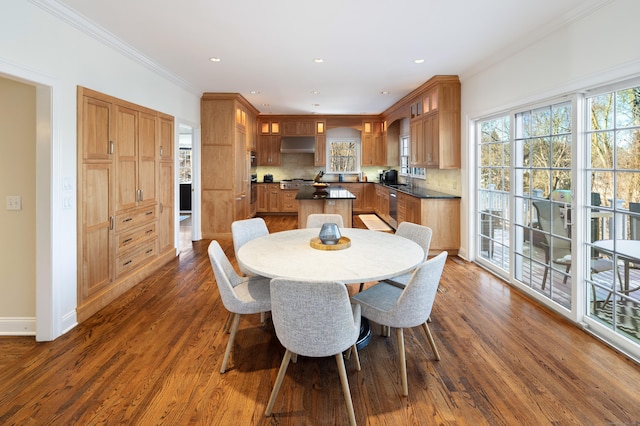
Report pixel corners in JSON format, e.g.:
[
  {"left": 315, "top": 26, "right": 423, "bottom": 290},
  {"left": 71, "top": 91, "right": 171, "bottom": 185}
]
[{"left": 2, "top": 215, "right": 640, "bottom": 425}]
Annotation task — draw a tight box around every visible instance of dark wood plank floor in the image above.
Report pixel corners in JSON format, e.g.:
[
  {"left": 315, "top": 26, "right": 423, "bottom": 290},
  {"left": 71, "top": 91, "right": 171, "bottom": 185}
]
[{"left": 2, "top": 215, "right": 640, "bottom": 425}]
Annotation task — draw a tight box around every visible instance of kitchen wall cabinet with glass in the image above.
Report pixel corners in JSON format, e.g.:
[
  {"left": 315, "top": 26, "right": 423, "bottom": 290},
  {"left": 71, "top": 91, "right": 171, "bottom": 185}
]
[
  {"left": 77, "top": 87, "right": 175, "bottom": 323},
  {"left": 408, "top": 75, "right": 461, "bottom": 169},
  {"left": 257, "top": 119, "right": 281, "bottom": 166}
]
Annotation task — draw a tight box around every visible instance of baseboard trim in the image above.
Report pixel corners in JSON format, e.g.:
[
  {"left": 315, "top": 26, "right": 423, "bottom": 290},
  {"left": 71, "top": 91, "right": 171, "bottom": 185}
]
[{"left": 0, "top": 317, "right": 36, "bottom": 336}]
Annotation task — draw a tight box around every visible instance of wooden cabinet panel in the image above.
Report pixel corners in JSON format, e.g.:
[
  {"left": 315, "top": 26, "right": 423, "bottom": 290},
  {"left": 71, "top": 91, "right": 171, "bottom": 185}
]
[
  {"left": 420, "top": 198, "right": 460, "bottom": 253},
  {"left": 315, "top": 134, "right": 326, "bottom": 166},
  {"left": 159, "top": 115, "right": 174, "bottom": 161},
  {"left": 158, "top": 161, "right": 174, "bottom": 253},
  {"left": 81, "top": 96, "right": 113, "bottom": 161},
  {"left": 138, "top": 112, "right": 157, "bottom": 207},
  {"left": 362, "top": 120, "right": 385, "bottom": 166},
  {"left": 267, "top": 185, "right": 280, "bottom": 212},
  {"left": 80, "top": 163, "right": 113, "bottom": 300},
  {"left": 257, "top": 184, "right": 268, "bottom": 212},
  {"left": 115, "top": 105, "right": 138, "bottom": 211},
  {"left": 282, "top": 120, "right": 314, "bottom": 136}
]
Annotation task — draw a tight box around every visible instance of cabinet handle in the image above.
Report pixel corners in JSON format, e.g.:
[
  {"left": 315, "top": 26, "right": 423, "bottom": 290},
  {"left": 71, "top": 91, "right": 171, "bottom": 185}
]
[
  {"left": 145, "top": 210, "right": 153, "bottom": 216},
  {"left": 145, "top": 249, "right": 153, "bottom": 254},
  {"left": 123, "top": 260, "right": 132, "bottom": 267},
  {"left": 109, "top": 141, "right": 114, "bottom": 155},
  {"left": 110, "top": 216, "right": 114, "bottom": 230},
  {"left": 160, "top": 146, "right": 164, "bottom": 157},
  {"left": 159, "top": 202, "right": 163, "bottom": 213},
  {"left": 123, "top": 238, "right": 133, "bottom": 244},
  {"left": 123, "top": 217, "right": 133, "bottom": 223},
  {"left": 146, "top": 229, "right": 153, "bottom": 235}
]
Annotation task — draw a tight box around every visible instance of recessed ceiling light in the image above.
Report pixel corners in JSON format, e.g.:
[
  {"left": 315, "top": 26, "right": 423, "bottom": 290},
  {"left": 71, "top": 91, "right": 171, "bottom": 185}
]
[
  {"left": 262, "top": 103, "right": 269, "bottom": 107},
  {"left": 313, "top": 58, "right": 324, "bottom": 63},
  {"left": 250, "top": 90, "right": 260, "bottom": 95},
  {"left": 381, "top": 91, "right": 390, "bottom": 95},
  {"left": 209, "top": 57, "right": 221, "bottom": 62},
  {"left": 414, "top": 59, "right": 425, "bottom": 64},
  {"left": 312, "top": 103, "right": 320, "bottom": 107},
  {"left": 311, "top": 90, "right": 320, "bottom": 95}
]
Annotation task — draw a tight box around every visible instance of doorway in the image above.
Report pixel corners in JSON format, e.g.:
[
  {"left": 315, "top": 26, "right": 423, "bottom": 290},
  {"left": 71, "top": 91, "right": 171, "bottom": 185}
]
[{"left": 178, "top": 124, "right": 193, "bottom": 249}]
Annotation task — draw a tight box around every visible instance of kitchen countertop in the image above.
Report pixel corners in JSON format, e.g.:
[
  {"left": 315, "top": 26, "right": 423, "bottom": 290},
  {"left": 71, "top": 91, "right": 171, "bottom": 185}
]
[
  {"left": 379, "top": 182, "right": 461, "bottom": 199},
  {"left": 295, "top": 185, "right": 356, "bottom": 200}
]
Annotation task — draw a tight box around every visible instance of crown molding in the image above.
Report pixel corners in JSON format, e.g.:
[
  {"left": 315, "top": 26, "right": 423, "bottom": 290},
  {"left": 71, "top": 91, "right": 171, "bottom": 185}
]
[{"left": 29, "top": 0, "right": 200, "bottom": 95}]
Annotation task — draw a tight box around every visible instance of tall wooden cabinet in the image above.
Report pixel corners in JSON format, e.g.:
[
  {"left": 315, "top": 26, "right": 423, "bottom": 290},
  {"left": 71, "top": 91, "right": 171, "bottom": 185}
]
[
  {"left": 77, "top": 87, "right": 176, "bottom": 322},
  {"left": 408, "top": 75, "right": 460, "bottom": 169},
  {"left": 201, "top": 93, "right": 259, "bottom": 238}
]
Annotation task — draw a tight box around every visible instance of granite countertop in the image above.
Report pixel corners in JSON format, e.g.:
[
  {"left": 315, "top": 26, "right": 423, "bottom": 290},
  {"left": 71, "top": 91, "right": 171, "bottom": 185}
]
[
  {"left": 379, "top": 182, "right": 461, "bottom": 199},
  {"left": 295, "top": 185, "right": 356, "bottom": 200}
]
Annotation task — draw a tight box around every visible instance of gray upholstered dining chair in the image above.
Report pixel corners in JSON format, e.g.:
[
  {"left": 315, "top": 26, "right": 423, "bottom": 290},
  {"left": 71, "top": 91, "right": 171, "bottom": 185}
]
[
  {"left": 351, "top": 251, "right": 447, "bottom": 397},
  {"left": 265, "top": 278, "right": 361, "bottom": 426},
  {"left": 232, "top": 217, "right": 269, "bottom": 276},
  {"left": 305, "top": 213, "right": 344, "bottom": 228},
  {"left": 208, "top": 240, "right": 271, "bottom": 373},
  {"left": 379, "top": 222, "right": 432, "bottom": 289}
]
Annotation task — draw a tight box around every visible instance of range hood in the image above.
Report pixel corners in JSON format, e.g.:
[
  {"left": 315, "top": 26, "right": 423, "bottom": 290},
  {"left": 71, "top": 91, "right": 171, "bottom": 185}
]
[{"left": 280, "top": 136, "right": 315, "bottom": 154}]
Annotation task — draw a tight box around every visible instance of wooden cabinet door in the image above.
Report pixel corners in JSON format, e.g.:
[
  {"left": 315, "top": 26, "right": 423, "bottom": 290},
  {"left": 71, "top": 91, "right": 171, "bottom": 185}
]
[
  {"left": 268, "top": 185, "right": 280, "bottom": 212},
  {"left": 115, "top": 105, "right": 138, "bottom": 211},
  {"left": 424, "top": 113, "right": 440, "bottom": 168},
  {"left": 158, "top": 161, "right": 174, "bottom": 254},
  {"left": 138, "top": 112, "right": 157, "bottom": 207},
  {"left": 80, "top": 163, "right": 113, "bottom": 301},
  {"left": 159, "top": 115, "right": 174, "bottom": 161},
  {"left": 81, "top": 96, "right": 113, "bottom": 161},
  {"left": 257, "top": 135, "right": 281, "bottom": 166},
  {"left": 257, "top": 184, "right": 268, "bottom": 212},
  {"left": 315, "top": 134, "right": 326, "bottom": 166}
]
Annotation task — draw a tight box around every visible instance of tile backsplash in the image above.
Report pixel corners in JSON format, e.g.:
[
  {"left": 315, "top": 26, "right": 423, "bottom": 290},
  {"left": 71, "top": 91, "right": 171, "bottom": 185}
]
[{"left": 257, "top": 153, "right": 461, "bottom": 195}]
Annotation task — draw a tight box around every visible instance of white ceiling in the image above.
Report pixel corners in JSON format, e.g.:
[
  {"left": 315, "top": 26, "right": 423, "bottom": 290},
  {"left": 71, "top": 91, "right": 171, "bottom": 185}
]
[{"left": 56, "top": 0, "right": 603, "bottom": 115}]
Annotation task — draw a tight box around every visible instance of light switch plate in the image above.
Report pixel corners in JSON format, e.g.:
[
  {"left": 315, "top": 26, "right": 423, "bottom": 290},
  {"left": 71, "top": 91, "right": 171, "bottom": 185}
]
[{"left": 6, "top": 195, "right": 22, "bottom": 210}]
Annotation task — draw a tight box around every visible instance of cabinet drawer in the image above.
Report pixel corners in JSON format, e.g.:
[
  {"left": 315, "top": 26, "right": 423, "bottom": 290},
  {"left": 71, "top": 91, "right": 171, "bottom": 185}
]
[
  {"left": 115, "top": 238, "right": 158, "bottom": 278},
  {"left": 116, "top": 223, "right": 156, "bottom": 252},
  {"left": 280, "top": 191, "right": 298, "bottom": 212},
  {"left": 115, "top": 206, "right": 156, "bottom": 232}
]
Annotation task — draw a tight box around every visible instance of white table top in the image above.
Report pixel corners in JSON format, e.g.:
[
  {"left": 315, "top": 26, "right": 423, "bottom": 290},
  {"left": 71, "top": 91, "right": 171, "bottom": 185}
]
[
  {"left": 237, "top": 228, "right": 424, "bottom": 284},
  {"left": 593, "top": 239, "right": 640, "bottom": 262}
]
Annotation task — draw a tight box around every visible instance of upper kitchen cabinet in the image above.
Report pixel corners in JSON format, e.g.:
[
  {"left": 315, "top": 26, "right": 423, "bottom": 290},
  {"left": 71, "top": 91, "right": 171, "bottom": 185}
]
[
  {"left": 385, "top": 75, "right": 460, "bottom": 169},
  {"left": 361, "top": 119, "right": 385, "bottom": 166},
  {"left": 201, "top": 93, "right": 259, "bottom": 238},
  {"left": 315, "top": 120, "right": 326, "bottom": 166},
  {"left": 281, "top": 120, "right": 315, "bottom": 136},
  {"left": 408, "top": 76, "right": 460, "bottom": 169},
  {"left": 258, "top": 118, "right": 281, "bottom": 166}
]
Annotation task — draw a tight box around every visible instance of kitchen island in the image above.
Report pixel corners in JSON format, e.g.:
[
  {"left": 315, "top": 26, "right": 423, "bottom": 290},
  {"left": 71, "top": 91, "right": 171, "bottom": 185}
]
[{"left": 296, "top": 185, "right": 356, "bottom": 228}]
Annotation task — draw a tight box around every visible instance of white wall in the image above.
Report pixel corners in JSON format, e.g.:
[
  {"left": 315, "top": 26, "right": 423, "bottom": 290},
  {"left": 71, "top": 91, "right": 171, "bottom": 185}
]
[
  {"left": 459, "top": 0, "right": 640, "bottom": 259},
  {"left": 0, "top": 0, "right": 200, "bottom": 339}
]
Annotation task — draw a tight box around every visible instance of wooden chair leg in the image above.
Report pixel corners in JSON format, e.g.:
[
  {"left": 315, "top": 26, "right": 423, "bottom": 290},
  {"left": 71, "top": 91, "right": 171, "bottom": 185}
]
[
  {"left": 223, "top": 312, "right": 233, "bottom": 333},
  {"left": 265, "top": 349, "right": 292, "bottom": 416},
  {"left": 422, "top": 322, "right": 441, "bottom": 361},
  {"left": 260, "top": 312, "right": 266, "bottom": 323},
  {"left": 351, "top": 344, "right": 361, "bottom": 371},
  {"left": 335, "top": 353, "right": 357, "bottom": 426},
  {"left": 221, "top": 313, "right": 241, "bottom": 373},
  {"left": 396, "top": 328, "right": 408, "bottom": 397}
]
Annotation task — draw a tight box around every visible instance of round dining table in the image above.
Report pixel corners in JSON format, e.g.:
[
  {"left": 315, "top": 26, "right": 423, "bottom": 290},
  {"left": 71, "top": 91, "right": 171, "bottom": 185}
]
[
  {"left": 237, "top": 227, "right": 425, "bottom": 349},
  {"left": 237, "top": 228, "right": 424, "bottom": 284}
]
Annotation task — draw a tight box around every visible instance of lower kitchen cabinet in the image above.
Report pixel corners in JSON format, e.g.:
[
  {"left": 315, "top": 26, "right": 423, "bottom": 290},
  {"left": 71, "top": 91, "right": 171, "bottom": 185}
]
[{"left": 280, "top": 190, "right": 298, "bottom": 212}]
